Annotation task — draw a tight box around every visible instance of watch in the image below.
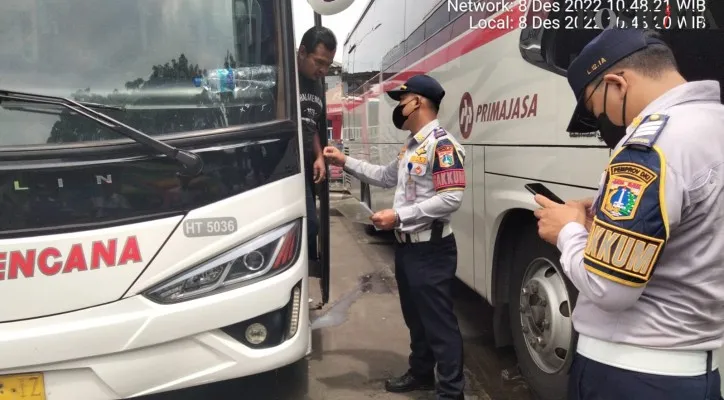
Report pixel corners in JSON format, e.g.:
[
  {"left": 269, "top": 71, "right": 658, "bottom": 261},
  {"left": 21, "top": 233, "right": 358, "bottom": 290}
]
[{"left": 393, "top": 210, "right": 401, "bottom": 227}]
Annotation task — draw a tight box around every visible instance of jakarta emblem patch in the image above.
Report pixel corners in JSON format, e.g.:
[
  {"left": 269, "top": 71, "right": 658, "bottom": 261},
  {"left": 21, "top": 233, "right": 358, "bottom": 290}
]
[
  {"left": 437, "top": 145, "right": 454, "bottom": 168},
  {"left": 602, "top": 162, "right": 657, "bottom": 221}
]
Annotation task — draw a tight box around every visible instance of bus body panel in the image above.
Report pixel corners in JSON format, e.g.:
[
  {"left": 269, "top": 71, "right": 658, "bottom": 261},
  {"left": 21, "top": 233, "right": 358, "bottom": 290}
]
[
  {"left": 0, "top": 157, "right": 310, "bottom": 399},
  {"left": 470, "top": 146, "right": 487, "bottom": 295},
  {"left": 0, "top": 0, "right": 317, "bottom": 396},
  {"left": 481, "top": 173, "right": 598, "bottom": 297},
  {"left": 0, "top": 217, "right": 180, "bottom": 322},
  {"left": 127, "top": 174, "right": 306, "bottom": 294},
  {"left": 0, "top": 259, "right": 307, "bottom": 399},
  {"left": 484, "top": 147, "right": 609, "bottom": 188},
  {"left": 450, "top": 144, "right": 476, "bottom": 289}
]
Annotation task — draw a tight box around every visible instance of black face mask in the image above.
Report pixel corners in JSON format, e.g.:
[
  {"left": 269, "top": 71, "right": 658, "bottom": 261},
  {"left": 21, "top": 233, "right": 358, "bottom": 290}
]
[
  {"left": 392, "top": 99, "right": 418, "bottom": 130},
  {"left": 596, "top": 83, "right": 628, "bottom": 149}
]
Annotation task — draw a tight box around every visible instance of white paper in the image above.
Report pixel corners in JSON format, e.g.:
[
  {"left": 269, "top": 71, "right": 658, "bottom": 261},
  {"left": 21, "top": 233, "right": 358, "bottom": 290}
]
[
  {"left": 347, "top": 201, "right": 374, "bottom": 225},
  {"left": 332, "top": 198, "right": 380, "bottom": 229},
  {"left": 359, "top": 201, "right": 373, "bottom": 216},
  {"left": 359, "top": 202, "right": 381, "bottom": 230}
]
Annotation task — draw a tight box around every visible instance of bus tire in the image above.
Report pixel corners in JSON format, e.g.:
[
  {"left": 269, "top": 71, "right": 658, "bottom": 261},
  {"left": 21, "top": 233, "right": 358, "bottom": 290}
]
[{"left": 507, "top": 223, "right": 578, "bottom": 400}]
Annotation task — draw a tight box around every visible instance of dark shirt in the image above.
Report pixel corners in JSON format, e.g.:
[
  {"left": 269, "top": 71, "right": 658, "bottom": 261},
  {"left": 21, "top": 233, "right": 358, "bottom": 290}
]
[{"left": 298, "top": 73, "right": 325, "bottom": 166}]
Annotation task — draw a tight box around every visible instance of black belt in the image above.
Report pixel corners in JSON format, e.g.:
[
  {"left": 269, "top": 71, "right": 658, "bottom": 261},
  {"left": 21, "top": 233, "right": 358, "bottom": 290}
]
[{"left": 397, "top": 220, "right": 445, "bottom": 244}]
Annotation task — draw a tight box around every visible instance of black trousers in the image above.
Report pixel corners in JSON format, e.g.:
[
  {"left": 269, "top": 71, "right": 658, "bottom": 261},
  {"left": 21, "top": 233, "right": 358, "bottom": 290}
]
[
  {"left": 394, "top": 233, "right": 465, "bottom": 399},
  {"left": 569, "top": 352, "right": 723, "bottom": 400}
]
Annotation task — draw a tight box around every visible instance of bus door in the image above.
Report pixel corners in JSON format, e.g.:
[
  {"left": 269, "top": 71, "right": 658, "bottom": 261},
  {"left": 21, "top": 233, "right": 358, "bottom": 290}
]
[
  {"left": 308, "top": 102, "right": 332, "bottom": 305},
  {"left": 317, "top": 107, "right": 331, "bottom": 305}
]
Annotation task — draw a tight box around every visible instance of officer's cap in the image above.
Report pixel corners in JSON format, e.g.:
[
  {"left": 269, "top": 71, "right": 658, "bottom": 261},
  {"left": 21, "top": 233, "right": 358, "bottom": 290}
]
[
  {"left": 567, "top": 29, "right": 667, "bottom": 133},
  {"left": 386, "top": 74, "right": 446, "bottom": 107}
]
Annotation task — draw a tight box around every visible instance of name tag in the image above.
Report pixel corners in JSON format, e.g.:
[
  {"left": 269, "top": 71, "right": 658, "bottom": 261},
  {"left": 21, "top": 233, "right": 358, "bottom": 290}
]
[{"left": 405, "top": 181, "right": 416, "bottom": 201}]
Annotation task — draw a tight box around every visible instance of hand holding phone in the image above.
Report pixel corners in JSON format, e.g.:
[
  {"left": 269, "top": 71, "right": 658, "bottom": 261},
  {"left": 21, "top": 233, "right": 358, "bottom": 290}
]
[{"left": 525, "top": 183, "right": 565, "bottom": 205}]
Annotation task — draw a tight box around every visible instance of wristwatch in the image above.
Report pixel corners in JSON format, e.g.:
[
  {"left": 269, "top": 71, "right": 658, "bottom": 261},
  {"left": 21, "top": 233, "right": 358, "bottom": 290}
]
[{"left": 393, "top": 210, "right": 401, "bottom": 228}]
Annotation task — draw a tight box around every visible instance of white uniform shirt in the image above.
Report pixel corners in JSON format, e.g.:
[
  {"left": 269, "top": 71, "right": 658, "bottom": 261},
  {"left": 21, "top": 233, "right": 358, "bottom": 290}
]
[
  {"left": 343, "top": 119, "right": 467, "bottom": 233},
  {"left": 558, "top": 81, "right": 724, "bottom": 351}
]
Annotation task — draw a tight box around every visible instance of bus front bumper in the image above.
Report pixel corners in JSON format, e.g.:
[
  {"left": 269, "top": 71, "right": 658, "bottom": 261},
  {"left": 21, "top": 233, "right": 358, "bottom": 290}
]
[{"left": 0, "top": 263, "right": 309, "bottom": 399}]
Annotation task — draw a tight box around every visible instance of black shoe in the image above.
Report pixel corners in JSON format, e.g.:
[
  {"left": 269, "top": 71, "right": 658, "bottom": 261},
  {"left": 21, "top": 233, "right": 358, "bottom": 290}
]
[{"left": 384, "top": 371, "right": 435, "bottom": 393}]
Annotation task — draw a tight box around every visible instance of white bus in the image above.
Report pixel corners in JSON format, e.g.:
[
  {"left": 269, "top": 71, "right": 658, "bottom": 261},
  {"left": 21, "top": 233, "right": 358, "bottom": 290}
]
[
  {"left": 0, "top": 0, "right": 342, "bottom": 398},
  {"left": 341, "top": 0, "right": 724, "bottom": 398}
]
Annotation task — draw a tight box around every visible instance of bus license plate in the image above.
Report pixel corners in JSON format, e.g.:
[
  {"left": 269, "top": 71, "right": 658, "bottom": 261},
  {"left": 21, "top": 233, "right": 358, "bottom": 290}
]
[
  {"left": 0, "top": 373, "right": 45, "bottom": 400},
  {"left": 182, "top": 217, "right": 238, "bottom": 238}
]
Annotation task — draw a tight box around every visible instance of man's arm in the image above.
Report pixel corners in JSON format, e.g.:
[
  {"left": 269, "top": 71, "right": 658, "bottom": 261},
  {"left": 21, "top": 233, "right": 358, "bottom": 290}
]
[
  {"left": 396, "top": 138, "right": 465, "bottom": 226},
  {"left": 557, "top": 146, "right": 685, "bottom": 312},
  {"left": 343, "top": 156, "right": 398, "bottom": 189},
  {"left": 313, "top": 132, "right": 323, "bottom": 158}
]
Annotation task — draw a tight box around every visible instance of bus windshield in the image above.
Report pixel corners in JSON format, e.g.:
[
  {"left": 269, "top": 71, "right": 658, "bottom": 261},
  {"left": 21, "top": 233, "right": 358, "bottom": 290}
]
[{"left": 0, "top": 0, "right": 282, "bottom": 147}]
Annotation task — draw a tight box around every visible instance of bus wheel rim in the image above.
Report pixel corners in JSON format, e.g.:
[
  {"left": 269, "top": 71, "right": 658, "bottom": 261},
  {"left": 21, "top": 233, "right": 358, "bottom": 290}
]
[{"left": 518, "top": 257, "right": 573, "bottom": 374}]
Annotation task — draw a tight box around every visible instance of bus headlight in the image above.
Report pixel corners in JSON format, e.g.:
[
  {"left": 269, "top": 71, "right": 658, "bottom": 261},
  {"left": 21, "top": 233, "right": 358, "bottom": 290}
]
[{"left": 144, "top": 218, "right": 302, "bottom": 304}]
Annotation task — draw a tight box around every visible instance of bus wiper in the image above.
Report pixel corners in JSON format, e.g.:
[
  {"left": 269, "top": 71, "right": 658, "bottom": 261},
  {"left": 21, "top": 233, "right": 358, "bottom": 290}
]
[{"left": 0, "top": 89, "right": 204, "bottom": 176}]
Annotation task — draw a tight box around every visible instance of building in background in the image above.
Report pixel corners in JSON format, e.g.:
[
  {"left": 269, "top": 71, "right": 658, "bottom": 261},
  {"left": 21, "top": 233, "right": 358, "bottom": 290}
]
[
  {"left": 325, "top": 60, "right": 343, "bottom": 141},
  {"left": 324, "top": 61, "right": 346, "bottom": 187}
]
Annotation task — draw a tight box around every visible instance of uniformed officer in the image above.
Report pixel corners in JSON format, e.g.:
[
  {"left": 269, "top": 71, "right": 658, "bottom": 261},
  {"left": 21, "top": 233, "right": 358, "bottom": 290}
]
[
  {"left": 533, "top": 28, "right": 724, "bottom": 399},
  {"left": 323, "top": 74, "right": 467, "bottom": 400}
]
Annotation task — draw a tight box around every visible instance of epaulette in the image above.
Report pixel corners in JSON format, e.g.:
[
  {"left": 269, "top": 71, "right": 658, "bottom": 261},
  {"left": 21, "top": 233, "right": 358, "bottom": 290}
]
[
  {"left": 622, "top": 113, "right": 669, "bottom": 150},
  {"left": 413, "top": 131, "right": 426, "bottom": 143},
  {"left": 433, "top": 127, "right": 447, "bottom": 139}
]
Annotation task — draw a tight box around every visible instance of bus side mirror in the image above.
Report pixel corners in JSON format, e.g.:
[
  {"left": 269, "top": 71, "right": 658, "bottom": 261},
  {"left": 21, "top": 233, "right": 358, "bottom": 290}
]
[{"left": 307, "top": 0, "right": 355, "bottom": 15}]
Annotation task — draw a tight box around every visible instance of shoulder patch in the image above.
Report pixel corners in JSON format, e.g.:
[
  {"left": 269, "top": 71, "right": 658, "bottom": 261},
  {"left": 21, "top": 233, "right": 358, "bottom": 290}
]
[
  {"left": 432, "top": 138, "right": 465, "bottom": 192},
  {"left": 622, "top": 113, "right": 669, "bottom": 150},
  {"left": 434, "top": 127, "right": 447, "bottom": 139},
  {"left": 583, "top": 146, "right": 668, "bottom": 287}
]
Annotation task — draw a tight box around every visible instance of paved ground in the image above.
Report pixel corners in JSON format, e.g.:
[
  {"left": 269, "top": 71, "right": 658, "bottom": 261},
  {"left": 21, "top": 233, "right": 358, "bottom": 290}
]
[{"left": 141, "top": 197, "right": 532, "bottom": 400}]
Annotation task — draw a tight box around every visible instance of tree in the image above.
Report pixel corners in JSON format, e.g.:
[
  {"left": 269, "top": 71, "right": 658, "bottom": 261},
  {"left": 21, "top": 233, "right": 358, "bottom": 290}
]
[
  {"left": 47, "top": 50, "right": 278, "bottom": 144},
  {"left": 47, "top": 53, "right": 218, "bottom": 143}
]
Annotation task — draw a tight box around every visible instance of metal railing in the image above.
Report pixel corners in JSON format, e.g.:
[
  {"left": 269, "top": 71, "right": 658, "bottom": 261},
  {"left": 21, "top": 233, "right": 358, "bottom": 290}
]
[{"left": 342, "top": 127, "right": 361, "bottom": 141}]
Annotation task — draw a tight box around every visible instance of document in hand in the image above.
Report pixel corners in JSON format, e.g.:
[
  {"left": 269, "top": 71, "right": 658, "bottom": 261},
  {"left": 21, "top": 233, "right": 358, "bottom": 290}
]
[{"left": 332, "top": 197, "right": 379, "bottom": 229}]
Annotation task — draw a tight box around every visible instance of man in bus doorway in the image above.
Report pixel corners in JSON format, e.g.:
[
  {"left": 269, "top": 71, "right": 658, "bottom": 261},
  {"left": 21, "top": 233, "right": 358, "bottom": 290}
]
[
  {"left": 533, "top": 28, "right": 724, "bottom": 399},
  {"left": 298, "top": 26, "right": 336, "bottom": 267},
  {"left": 323, "top": 74, "right": 467, "bottom": 400}
]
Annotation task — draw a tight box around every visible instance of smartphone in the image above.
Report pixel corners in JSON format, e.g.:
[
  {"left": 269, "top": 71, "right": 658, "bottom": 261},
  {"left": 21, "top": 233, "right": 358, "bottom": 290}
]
[{"left": 525, "top": 183, "right": 565, "bottom": 204}]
